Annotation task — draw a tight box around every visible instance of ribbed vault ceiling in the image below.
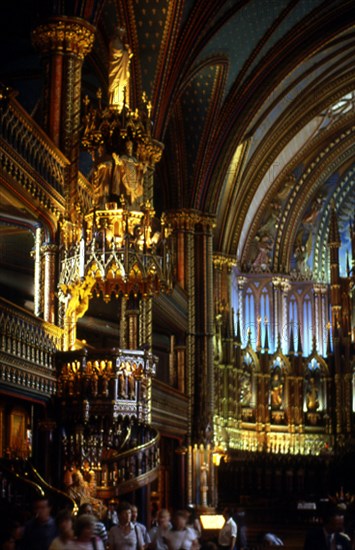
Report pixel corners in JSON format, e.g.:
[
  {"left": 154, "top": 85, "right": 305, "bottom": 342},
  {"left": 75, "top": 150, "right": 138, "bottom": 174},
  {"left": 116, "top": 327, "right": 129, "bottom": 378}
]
[{"left": 0, "top": 0, "right": 354, "bottom": 281}]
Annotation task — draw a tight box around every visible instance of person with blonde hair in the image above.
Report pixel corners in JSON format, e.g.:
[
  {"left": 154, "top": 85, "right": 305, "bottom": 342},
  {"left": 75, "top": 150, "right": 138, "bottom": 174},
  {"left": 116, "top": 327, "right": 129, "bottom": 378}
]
[{"left": 67, "top": 514, "right": 104, "bottom": 550}]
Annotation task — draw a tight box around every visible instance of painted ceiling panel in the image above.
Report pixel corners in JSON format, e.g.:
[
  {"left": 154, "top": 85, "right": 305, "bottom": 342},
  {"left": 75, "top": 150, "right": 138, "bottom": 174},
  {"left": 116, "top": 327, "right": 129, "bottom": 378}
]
[
  {"left": 0, "top": 0, "right": 353, "bottom": 279},
  {"left": 180, "top": 0, "right": 198, "bottom": 27},
  {"left": 244, "top": 0, "right": 327, "bottom": 82},
  {"left": 247, "top": 45, "right": 354, "bottom": 158},
  {"left": 247, "top": 30, "right": 355, "bottom": 139},
  {"left": 132, "top": 0, "right": 171, "bottom": 96},
  {"left": 237, "top": 116, "right": 322, "bottom": 258},
  {"left": 196, "top": 0, "right": 286, "bottom": 97},
  {"left": 180, "top": 65, "right": 218, "bottom": 187}
]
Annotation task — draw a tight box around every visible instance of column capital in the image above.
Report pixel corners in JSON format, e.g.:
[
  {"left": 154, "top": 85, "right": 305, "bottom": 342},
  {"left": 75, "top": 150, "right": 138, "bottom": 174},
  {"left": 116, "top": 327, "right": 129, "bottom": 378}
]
[
  {"left": 41, "top": 243, "right": 58, "bottom": 254},
  {"left": 213, "top": 253, "right": 237, "bottom": 272},
  {"left": 280, "top": 278, "right": 291, "bottom": 292},
  {"left": 166, "top": 209, "right": 215, "bottom": 231},
  {"left": 313, "top": 283, "right": 328, "bottom": 294},
  {"left": 272, "top": 276, "right": 283, "bottom": 288},
  {"left": 32, "top": 16, "right": 95, "bottom": 60},
  {"left": 237, "top": 276, "right": 247, "bottom": 289}
]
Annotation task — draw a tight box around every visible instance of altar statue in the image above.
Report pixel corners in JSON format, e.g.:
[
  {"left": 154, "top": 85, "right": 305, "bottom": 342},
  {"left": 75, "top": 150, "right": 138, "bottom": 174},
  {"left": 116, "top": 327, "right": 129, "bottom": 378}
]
[
  {"left": 306, "top": 376, "right": 320, "bottom": 412},
  {"left": 270, "top": 370, "right": 283, "bottom": 410},
  {"left": 200, "top": 462, "right": 208, "bottom": 507}
]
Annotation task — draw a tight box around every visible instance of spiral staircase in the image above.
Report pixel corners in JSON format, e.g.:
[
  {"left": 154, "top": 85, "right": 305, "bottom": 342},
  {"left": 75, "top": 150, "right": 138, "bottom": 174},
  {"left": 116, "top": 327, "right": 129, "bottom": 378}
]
[
  {"left": 0, "top": 299, "right": 160, "bottom": 512},
  {"left": 56, "top": 347, "right": 160, "bottom": 504}
]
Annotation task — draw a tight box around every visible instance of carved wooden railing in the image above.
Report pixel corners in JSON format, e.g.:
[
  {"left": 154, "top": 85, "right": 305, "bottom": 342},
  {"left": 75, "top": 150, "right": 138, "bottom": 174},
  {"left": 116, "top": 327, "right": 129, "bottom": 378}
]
[
  {"left": 0, "top": 87, "right": 67, "bottom": 216},
  {"left": 97, "top": 428, "right": 160, "bottom": 499},
  {"left": 0, "top": 86, "right": 93, "bottom": 220},
  {"left": 0, "top": 298, "right": 62, "bottom": 398}
]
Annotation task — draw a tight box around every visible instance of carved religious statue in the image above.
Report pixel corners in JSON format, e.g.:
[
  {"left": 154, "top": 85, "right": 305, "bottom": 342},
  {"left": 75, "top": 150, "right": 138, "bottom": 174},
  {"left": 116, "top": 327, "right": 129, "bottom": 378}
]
[
  {"left": 92, "top": 140, "right": 145, "bottom": 208},
  {"left": 239, "top": 366, "right": 252, "bottom": 406},
  {"left": 61, "top": 276, "right": 96, "bottom": 321},
  {"left": 200, "top": 462, "right": 208, "bottom": 507},
  {"left": 112, "top": 140, "right": 145, "bottom": 206},
  {"left": 270, "top": 370, "right": 283, "bottom": 410},
  {"left": 306, "top": 376, "right": 320, "bottom": 412},
  {"left": 108, "top": 31, "right": 133, "bottom": 111}
]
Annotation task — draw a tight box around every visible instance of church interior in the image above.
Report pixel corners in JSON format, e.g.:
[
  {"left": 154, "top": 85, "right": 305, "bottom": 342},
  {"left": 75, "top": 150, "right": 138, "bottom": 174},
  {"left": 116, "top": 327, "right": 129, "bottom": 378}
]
[{"left": 0, "top": 0, "right": 354, "bottom": 547}]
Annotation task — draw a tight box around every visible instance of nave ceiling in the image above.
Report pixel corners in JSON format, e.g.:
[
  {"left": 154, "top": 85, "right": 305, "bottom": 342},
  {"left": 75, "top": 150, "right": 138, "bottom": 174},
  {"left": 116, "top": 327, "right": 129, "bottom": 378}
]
[{"left": 0, "top": 0, "right": 354, "bottom": 291}]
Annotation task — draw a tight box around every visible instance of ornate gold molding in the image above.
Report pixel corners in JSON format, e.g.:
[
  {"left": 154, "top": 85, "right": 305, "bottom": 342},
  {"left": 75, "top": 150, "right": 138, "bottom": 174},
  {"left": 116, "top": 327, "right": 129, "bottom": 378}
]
[
  {"left": 32, "top": 17, "right": 95, "bottom": 59},
  {"left": 166, "top": 209, "right": 216, "bottom": 231},
  {"left": 213, "top": 253, "right": 237, "bottom": 272}
]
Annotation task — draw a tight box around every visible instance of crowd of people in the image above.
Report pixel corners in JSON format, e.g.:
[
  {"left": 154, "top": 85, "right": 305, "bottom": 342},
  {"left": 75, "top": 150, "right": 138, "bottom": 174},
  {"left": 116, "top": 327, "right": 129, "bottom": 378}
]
[
  {"left": 1, "top": 495, "right": 354, "bottom": 550},
  {"left": 0, "top": 496, "right": 202, "bottom": 550}
]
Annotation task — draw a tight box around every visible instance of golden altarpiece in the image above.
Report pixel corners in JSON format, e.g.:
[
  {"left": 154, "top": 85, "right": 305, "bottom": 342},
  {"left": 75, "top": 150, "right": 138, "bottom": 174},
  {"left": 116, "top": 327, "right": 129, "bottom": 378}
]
[{"left": 211, "top": 209, "right": 355, "bottom": 503}]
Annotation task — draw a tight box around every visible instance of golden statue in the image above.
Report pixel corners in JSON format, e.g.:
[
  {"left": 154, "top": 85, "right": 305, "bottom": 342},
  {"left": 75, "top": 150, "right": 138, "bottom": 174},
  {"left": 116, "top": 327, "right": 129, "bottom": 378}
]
[
  {"left": 112, "top": 140, "right": 145, "bottom": 206},
  {"left": 270, "top": 370, "right": 283, "bottom": 410},
  {"left": 92, "top": 145, "right": 115, "bottom": 207},
  {"left": 200, "top": 462, "right": 208, "bottom": 507},
  {"left": 306, "top": 376, "right": 320, "bottom": 412},
  {"left": 61, "top": 276, "right": 96, "bottom": 320},
  {"left": 108, "top": 31, "right": 133, "bottom": 111}
]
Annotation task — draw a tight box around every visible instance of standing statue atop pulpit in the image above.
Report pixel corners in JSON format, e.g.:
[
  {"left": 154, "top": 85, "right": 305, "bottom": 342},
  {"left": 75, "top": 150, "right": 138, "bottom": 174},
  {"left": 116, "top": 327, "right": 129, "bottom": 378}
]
[{"left": 108, "top": 30, "right": 133, "bottom": 111}]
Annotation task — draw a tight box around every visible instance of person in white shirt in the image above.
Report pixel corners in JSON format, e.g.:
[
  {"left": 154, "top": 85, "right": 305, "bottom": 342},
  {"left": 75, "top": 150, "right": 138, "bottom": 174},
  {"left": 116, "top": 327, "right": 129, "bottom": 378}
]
[
  {"left": 218, "top": 508, "right": 237, "bottom": 550},
  {"left": 149, "top": 509, "right": 172, "bottom": 550},
  {"left": 131, "top": 505, "right": 151, "bottom": 547},
  {"left": 164, "top": 510, "right": 199, "bottom": 550},
  {"left": 108, "top": 502, "right": 144, "bottom": 550}
]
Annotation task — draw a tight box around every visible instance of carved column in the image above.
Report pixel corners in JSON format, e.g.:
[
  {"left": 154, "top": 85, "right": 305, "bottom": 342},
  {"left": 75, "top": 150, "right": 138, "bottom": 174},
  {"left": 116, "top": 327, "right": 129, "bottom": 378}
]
[
  {"left": 175, "top": 345, "right": 186, "bottom": 393},
  {"left": 272, "top": 276, "right": 282, "bottom": 349},
  {"left": 194, "top": 214, "right": 215, "bottom": 443},
  {"left": 139, "top": 298, "right": 152, "bottom": 349},
  {"left": 32, "top": 17, "right": 95, "bottom": 217},
  {"left": 213, "top": 254, "right": 237, "bottom": 380},
  {"left": 41, "top": 243, "right": 57, "bottom": 324},
  {"left": 167, "top": 210, "right": 200, "bottom": 443},
  {"left": 320, "top": 284, "right": 328, "bottom": 356},
  {"left": 33, "top": 227, "right": 43, "bottom": 317},
  {"left": 167, "top": 210, "right": 198, "bottom": 507},
  {"left": 237, "top": 276, "right": 247, "bottom": 346},
  {"left": 119, "top": 298, "right": 127, "bottom": 348},
  {"left": 280, "top": 279, "right": 291, "bottom": 353},
  {"left": 127, "top": 309, "right": 139, "bottom": 350},
  {"left": 313, "top": 284, "right": 327, "bottom": 356}
]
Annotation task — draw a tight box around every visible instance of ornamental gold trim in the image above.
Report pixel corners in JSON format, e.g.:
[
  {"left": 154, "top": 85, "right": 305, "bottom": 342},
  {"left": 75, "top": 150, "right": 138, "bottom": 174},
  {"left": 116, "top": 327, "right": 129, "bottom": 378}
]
[
  {"left": 213, "top": 253, "right": 237, "bottom": 271},
  {"left": 32, "top": 17, "right": 95, "bottom": 59}
]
